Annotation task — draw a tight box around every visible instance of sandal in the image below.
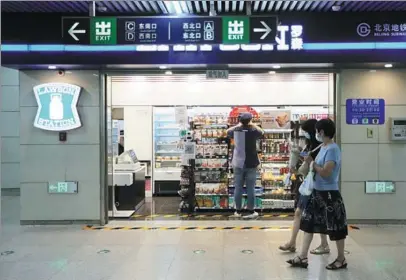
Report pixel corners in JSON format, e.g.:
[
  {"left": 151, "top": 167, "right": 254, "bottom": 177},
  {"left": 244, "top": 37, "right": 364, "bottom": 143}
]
[
  {"left": 310, "top": 245, "right": 330, "bottom": 255},
  {"left": 287, "top": 256, "right": 308, "bottom": 269},
  {"left": 279, "top": 244, "right": 296, "bottom": 253},
  {"left": 326, "top": 258, "right": 347, "bottom": 270}
]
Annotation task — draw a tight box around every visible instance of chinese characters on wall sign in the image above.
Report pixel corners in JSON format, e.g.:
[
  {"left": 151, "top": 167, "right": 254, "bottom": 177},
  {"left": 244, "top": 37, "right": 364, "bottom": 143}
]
[{"left": 346, "top": 98, "right": 385, "bottom": 125}]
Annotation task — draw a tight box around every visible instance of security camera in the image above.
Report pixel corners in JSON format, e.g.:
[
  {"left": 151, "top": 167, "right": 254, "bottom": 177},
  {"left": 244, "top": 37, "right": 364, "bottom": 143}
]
[
  {"left": 332, "top": 5, "right": 342, "bottom": 12},
  {"left": 57, "top": 70, "right": 65, "bottom": 77}
]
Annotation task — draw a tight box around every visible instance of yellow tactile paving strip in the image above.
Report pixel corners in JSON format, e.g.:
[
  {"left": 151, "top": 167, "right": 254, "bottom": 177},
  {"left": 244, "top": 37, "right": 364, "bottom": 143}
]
[
  {"left": 83, "top": 225, "right": 360, "bottom": 231},
  {"left": 129, "top": 213, "right": 295, "bottom": 220},
  {"left": 83, "top": 225, "right": 293, "bottom": 231}
]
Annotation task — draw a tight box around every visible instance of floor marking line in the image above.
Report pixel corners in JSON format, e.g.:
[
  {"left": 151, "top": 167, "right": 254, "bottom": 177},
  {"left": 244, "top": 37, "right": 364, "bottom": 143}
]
[{"left": 81, "top": 225, "right": 306, "bottom": 231}]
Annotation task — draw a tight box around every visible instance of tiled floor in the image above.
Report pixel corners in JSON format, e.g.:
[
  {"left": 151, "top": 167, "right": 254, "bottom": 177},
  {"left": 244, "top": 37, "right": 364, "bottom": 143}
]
[{"left": 1, "top": 196, "right": 406, "bottom": 280}]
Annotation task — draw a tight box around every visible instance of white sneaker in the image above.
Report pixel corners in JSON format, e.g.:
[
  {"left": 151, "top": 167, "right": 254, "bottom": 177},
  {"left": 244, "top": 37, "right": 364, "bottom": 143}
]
[
  {"left": 232, "top": 211, "right": 242, "bottom": 218},
  {"left": 243, "top": 211, "right": 259, "bottom": 219}
]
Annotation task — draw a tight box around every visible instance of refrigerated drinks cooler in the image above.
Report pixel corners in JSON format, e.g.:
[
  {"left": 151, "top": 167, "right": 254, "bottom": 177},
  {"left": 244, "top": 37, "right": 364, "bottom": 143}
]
[{"left": 153, "top": 107, "right": 183, "bottom": 195}]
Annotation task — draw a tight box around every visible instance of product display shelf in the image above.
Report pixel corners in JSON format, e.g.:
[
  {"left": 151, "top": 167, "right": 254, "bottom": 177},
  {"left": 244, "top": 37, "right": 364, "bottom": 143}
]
[
  {"left": 260, "top": 129, "right": 295, "bottom": 210},
  {"left": 192, "top": 115, "right": 231, "bottom": 210},
  {"left": 154, "top": 117, "right": 182, "bottom": 169}
]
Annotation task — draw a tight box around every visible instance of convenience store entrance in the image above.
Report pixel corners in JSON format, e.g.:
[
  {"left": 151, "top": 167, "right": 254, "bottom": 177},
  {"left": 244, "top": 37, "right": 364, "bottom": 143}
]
[{"left": 105, "top": 72, "right": 336, "bottom": 221}]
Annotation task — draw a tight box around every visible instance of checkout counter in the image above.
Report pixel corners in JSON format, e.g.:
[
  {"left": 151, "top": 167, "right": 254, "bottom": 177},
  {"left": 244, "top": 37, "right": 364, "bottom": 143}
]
[{"left": 108, "top": 150, "right": 146, "bottom": 218}]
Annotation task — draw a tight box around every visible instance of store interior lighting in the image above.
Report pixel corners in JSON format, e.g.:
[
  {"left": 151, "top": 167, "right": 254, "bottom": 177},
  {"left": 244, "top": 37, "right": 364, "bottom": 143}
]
[
  {"left": 272, "top": 65, "right": 281, "bottom": 69},
  {"left": 268, "top": 71, "right": 276, "bottom": 75},
  {"left": 48, "top": 65, "right": 57, "bottom": 69},
  {"left": 159, "top": 65, "right": 167, "bottom": 69},
  {"left": 165, "top": 70, "right": 173, "bottom": 75},
  {"left": 384, "top": 63, "right": 393, "bottom": 68}
]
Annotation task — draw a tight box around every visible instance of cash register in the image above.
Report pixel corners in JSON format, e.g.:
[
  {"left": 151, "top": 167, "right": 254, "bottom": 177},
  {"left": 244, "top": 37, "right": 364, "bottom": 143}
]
[{"left": 108, "top": 150, "right": 146, "bottom": 218}]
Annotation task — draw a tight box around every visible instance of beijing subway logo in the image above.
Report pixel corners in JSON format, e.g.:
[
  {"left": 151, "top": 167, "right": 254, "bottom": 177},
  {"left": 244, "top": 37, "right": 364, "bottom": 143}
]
[{"left": 33, "top": 83, "right": 82, "bottom": 131}]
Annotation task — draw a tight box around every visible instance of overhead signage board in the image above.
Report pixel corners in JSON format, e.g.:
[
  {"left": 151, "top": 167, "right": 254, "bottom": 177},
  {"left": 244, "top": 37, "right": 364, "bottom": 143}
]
[
  {"left": 33, "top": 83, "right": 82, "bottom": 131},
  {"left": 117, "top": 17, "right": 168, "bottom": 44},
  {"left": 346, "top": 98, "right": 385, "bottom": 125},
  {"left": 170, "top": 17, "right": 222, "bottom": 44},
  {"left": 63, "top": 17, "right": 90, "bottom": 44},
  {"left": 222, "top": 17, "right": 250, "bottom": 44},
  {"left": 250, "top": 17, "right": 278, "bottom": 43},
  {"left": 90, "top": 17, "right": 117, "bottom": 45},
  {"left": 63, "top": 16, "right": 276, "bottom": 45}
]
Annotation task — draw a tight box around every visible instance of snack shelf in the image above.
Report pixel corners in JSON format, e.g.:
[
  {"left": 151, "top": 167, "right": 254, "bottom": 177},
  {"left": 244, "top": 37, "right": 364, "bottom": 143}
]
[
  {"left": 259, "top": 127, "right": 294, "bottom": 209},
  {"left": 192, "top": 113, "right": 231, "bottom": 210}
]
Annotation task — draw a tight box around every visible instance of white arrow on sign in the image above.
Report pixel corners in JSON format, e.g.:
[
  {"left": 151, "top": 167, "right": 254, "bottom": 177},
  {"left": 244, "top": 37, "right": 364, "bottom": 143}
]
[
  {"left": 253, "top": 21, "right": 272, "bottom": 40},
  {"left": 68, "top": 22, "right": 86, "bottom": 41}
]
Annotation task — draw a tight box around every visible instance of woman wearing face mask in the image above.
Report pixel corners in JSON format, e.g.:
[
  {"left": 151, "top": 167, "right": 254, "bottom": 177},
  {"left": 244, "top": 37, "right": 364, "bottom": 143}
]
[
  {"left": 287, "top": 119, "right": 348, "bottom": 270},
  {"left": 279, "top": 119, "right": 329, "bottom": 254}
]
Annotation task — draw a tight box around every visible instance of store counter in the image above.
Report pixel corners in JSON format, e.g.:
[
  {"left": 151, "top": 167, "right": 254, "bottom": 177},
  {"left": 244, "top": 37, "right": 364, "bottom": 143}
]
[{"left": 108, "top": 164, "right": 146, "bottom": 218}]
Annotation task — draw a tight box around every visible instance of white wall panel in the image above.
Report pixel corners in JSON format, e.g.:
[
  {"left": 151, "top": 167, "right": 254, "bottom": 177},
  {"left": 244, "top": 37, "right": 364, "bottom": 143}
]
[
  {"left": 340, "top": 69, "right": 406, "bottom": 221},
  {"left": 112, "top": 74, "right": 329, "bottom": 106},
  {"left": 123, "top": 106, "right": 153, "bottom": 161}
]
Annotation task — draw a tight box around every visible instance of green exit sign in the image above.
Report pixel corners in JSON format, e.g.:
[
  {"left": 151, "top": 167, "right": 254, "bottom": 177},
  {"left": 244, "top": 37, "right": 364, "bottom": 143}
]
[
  {"left": 48, "top": 182, "right": 78, "bottom": 194},
  {"left": 365, "top": 181, "right": 395, "bottom": 194}
]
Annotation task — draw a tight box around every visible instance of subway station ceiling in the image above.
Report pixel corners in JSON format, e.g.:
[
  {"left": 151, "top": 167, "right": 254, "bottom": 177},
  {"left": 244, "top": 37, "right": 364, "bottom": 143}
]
[{"left": 2, "top": 0, "right": 406, "bottom": 14}]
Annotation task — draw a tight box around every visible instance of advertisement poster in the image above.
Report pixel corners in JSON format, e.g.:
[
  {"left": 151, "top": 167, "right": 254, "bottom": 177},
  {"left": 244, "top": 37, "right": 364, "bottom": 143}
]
[{"left": 260, "top": 110, "right": 291, "bottom": 129}]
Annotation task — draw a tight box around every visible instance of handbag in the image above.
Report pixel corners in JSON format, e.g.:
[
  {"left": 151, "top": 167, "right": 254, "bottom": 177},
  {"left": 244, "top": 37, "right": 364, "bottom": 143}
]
[{"left": 299, "top": 170, "right": 315, "bottom": 196}]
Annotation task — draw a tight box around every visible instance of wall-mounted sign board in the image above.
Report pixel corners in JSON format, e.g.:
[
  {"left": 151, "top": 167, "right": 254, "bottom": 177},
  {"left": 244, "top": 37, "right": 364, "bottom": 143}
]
[
  {"left": 346, "top": 98, "right": 385, "bottom": 125},
  {"left": 48, "top": 181, "right": 78, "bottom": 194},
  {"left": 365, "top": 181, "right": 395, "bottom": 194},
  {"left": 33, "top": 83, "right": 82, "bottom": 131}
]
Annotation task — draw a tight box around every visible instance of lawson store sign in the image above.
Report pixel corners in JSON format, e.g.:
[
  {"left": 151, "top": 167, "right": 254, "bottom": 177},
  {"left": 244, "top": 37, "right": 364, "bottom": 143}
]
[{"left": 33, "top": 83, "right": 82, "bottom": 131}]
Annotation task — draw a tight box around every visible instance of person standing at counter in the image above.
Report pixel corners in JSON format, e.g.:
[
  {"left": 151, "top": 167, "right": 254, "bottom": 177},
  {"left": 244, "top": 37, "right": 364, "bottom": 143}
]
[{"left": 227, "top": 112, "right": 264, "bottom": 219}]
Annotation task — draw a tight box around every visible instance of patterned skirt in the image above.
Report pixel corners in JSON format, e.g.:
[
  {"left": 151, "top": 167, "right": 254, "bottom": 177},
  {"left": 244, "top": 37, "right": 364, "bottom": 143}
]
[{"left": 300, "top": 190, "right": 348, "bottom": 241}]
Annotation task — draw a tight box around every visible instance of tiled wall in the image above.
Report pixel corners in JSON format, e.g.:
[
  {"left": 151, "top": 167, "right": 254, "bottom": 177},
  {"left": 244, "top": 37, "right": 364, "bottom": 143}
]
[
  {"left": 340, "top": 69, "right": 406, "bottom": 220},
  {"left": 19, "top": 70, "right": 102, "bottom": 222},
  {"left": 0, "top": 67, "right": 20, "bottom": 190}
]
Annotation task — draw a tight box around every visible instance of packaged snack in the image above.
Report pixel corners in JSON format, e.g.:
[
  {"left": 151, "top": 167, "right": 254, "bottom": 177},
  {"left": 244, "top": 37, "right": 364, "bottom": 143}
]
[
  {"left": 196, "top": 145, "right": 204, "bottom": 156},
  {"left": 201, "top": 159, "right": 208, "bottom": 168},
  {"left": 220, "top": 145, "right": 228, "bottom": 155},
  {"left": 220, "top": 197, "right": 228, "bottom": 208},
  {"left": 214, "top": 145, "right": 221, "bottom": 156},
  {"left": 208, "top": 145, "right": 215, "bottom": 156}
]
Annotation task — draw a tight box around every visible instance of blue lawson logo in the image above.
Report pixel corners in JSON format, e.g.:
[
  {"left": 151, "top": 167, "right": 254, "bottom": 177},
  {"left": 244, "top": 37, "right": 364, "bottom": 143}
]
[{"left": 33, "top": 83, "right": 82, "bottom": 131}]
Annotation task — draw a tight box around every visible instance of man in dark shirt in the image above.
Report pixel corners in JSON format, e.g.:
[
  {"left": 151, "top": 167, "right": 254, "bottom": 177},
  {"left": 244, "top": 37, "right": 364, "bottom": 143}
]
[{"left": 227, "top": 112, "right": 264, "bottom": 219}]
